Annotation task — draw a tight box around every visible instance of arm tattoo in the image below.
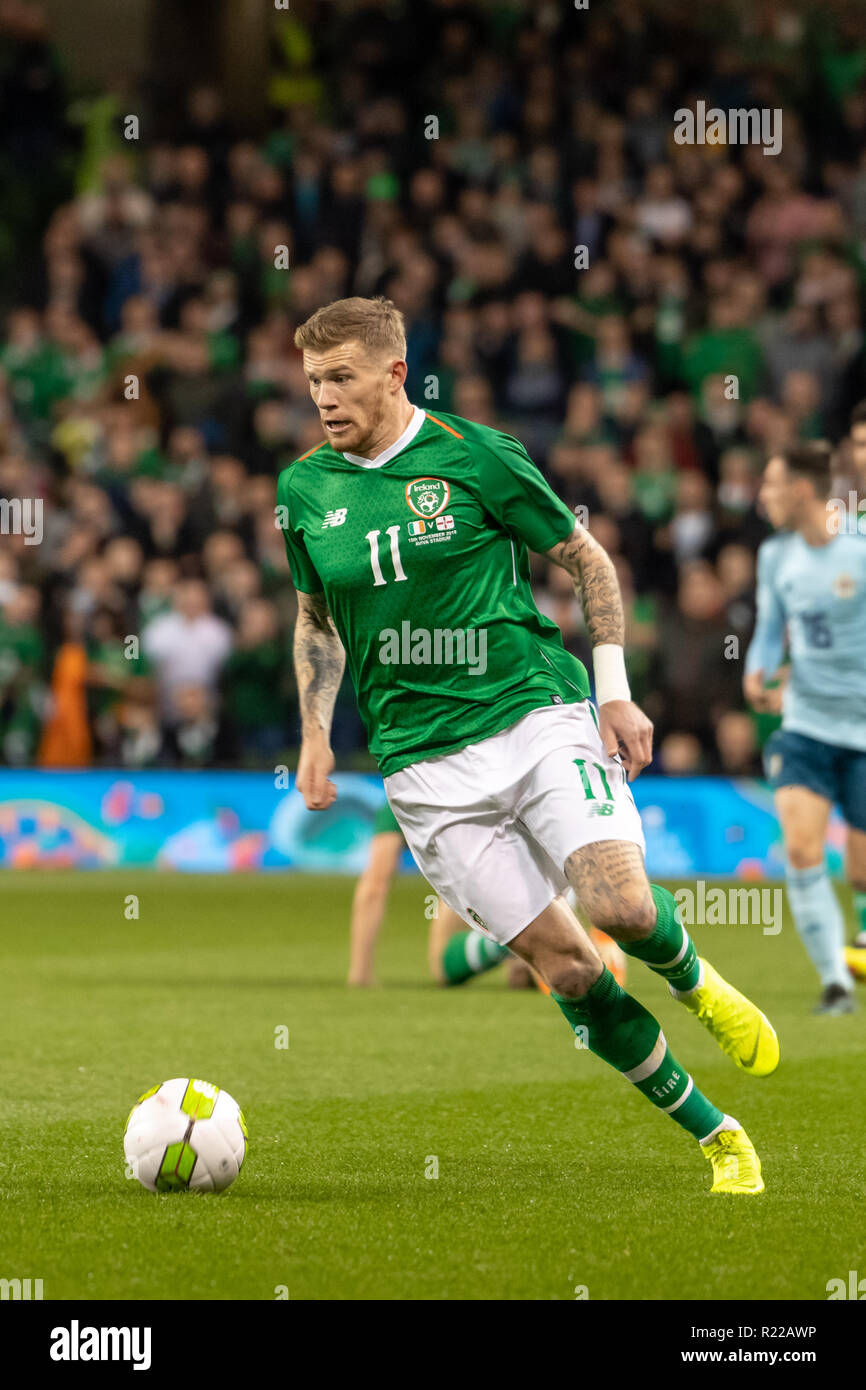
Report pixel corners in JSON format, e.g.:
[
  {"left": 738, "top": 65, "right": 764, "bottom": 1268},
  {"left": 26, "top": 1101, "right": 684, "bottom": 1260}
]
[
  {"left": 293, "top": 590, "right": 346, "bottom": 739},
  {"left": 546, "top": 524, "right": 625, "bottom": 646}
]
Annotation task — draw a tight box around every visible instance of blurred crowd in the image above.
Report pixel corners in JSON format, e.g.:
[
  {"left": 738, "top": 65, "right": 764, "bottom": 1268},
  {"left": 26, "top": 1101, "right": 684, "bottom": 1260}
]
[{"left": 1, "top": 0, "right": 866, "bottom": 774}]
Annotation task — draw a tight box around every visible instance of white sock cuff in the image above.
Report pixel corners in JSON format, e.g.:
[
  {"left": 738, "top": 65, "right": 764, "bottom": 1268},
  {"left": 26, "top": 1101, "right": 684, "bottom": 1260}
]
[
  {"left": 622, "top": 1030, "right": 667, "bottom": 1084},
  {"left": 698, "top": 1114, "right": 740, "bottom": 1146},
  {"left": 786, "top": 862, "right": 827, "bottom": 886},
  {"left": 465, "top": 933, "right": 485, "bottom": 972}
]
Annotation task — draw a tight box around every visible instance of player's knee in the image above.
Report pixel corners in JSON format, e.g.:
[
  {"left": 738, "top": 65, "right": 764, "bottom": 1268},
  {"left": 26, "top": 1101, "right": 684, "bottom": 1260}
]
[
  {"left": 356, "top": 870, "right": 391, "bottom": 901},
  {"left": 844, "top": 843, "right": 866, "bottom": 891},
  {"left": 547, "top": 956, "right": 603, "bottom": 999},
  {"left": 589, "top": 889, "right": 656, "bottom": 940},
  {"left": 786, "top": 843, "right": 824, "bottom": 872}
]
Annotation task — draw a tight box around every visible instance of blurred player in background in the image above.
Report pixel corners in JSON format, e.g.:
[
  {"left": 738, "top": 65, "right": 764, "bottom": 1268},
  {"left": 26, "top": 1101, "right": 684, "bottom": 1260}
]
[
  {"left": 348, "top": 799, "right": 508, "bottom": 986},
  {"left": 745, "top": 441, "right": 866, "bottom": 1013},
  {"left": 349, "top": 801, "right": 626, "bottom": 990}
]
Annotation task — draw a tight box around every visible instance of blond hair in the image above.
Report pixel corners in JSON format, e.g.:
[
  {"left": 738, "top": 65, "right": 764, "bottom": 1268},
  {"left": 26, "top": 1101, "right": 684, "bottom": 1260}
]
[{"left": 294, "top": 296, "right": 407, "bottom": 360}]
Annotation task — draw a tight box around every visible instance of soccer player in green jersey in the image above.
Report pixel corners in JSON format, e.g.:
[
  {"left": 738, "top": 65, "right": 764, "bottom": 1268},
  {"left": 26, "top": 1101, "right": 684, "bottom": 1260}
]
[{"left": 279, "top": 296, "right": 780, "bottom": 1194}]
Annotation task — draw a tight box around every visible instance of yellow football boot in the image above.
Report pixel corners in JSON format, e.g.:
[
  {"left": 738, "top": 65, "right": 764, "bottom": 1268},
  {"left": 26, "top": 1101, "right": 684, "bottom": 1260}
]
[
  {"left": 702, "top": 1126, "right": 765, "bottom": 1194},
  {"left": 674, "top": 959, "right": 780, "bottom": 1077},
  {"left": 845, "top": 945, "right": 866, "bottom": 983}
]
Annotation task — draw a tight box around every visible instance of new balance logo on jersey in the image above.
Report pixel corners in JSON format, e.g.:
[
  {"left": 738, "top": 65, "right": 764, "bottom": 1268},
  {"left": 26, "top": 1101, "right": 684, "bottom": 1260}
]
[{"left": 322, "top": 508, "right": 347, "bottom": 528}]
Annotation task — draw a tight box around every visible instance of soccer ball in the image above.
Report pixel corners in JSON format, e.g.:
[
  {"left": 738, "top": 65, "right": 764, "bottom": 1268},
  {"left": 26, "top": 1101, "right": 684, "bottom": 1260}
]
[{"left": 124, "top": 1078, "right": 248, "bottom": 1193}]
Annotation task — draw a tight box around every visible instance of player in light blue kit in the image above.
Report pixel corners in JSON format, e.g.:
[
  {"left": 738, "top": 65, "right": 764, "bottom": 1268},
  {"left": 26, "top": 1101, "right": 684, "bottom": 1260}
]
[{"left": 744, "top": 441, "right": 866, "bottom": 1014}]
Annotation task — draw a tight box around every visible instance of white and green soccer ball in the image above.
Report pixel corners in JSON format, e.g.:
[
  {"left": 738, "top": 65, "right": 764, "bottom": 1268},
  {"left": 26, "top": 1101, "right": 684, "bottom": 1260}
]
[{"left": 124, "top": 1078, "right": 248, "bottom": 1193}]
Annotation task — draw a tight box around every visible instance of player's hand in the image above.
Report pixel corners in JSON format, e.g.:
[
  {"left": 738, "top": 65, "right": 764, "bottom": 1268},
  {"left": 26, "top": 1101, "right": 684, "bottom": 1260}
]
[
  {"left": 743, "top": 669, "right": 784, "bottom": 713},
  {"left": 599, "top": 700, "right": 653, "bottom": 781},
  {"left": 296, "top": 737, "right": 337, "bottom": 810}
]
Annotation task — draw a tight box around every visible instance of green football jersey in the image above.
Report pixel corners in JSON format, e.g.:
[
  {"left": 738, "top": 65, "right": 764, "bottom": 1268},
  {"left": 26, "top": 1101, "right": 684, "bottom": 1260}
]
[{"left": 277, "top": 407, "right": 590, "bottom": 776}]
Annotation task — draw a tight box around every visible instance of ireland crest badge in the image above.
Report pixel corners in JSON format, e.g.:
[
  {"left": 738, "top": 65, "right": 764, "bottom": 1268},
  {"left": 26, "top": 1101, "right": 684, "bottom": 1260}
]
[{"left": 405, "top": 477, "right": 450, "bottom": 519}]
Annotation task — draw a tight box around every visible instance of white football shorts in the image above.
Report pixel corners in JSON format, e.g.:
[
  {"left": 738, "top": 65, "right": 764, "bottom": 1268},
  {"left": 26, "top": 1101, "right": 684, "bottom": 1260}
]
[{"left": 384, "top": 701, "right": 646, "bottom": 945}]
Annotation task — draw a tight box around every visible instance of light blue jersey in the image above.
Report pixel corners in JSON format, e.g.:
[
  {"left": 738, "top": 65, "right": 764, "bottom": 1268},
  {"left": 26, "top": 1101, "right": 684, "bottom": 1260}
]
[{"left": 745, "top": 530, "right": 866, "bottom": 752}]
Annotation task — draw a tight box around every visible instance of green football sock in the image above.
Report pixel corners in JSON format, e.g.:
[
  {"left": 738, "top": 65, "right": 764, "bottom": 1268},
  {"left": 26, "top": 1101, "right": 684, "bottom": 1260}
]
[
  {"left": 618, "top": 884, "right": 701, "bottom": 993},
  {"left": 553, "top": 967, "right": 724, "bottom": 1142},
  {"left": 853, "top": 891, "right": 866, "bottom": 939},
  {"left": 442, "top": 930, "right": 508, "bottom": 985}
]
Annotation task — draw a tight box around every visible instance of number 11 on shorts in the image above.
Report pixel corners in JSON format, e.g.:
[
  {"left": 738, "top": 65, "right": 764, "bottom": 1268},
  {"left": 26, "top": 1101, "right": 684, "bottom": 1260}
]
[{"left": 573, "top": 758, "right": 613, "bottom": 800}]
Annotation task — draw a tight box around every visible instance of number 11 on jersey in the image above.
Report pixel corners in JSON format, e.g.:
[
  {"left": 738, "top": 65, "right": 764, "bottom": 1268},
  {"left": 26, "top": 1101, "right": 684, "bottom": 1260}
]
[{"left": 366, "top": 527, "right": 408, "bottom": 587}]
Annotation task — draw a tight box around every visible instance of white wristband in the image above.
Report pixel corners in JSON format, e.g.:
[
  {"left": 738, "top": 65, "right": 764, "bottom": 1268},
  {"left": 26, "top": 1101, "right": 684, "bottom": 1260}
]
[{"left": 593, "top": 644, "right": 631, "bottom": 706}]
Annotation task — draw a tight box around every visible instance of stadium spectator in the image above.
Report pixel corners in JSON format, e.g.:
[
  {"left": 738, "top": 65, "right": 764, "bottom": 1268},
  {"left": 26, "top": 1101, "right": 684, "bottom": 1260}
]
[
  {"left": 141, "top": 578, "right": 233, "bottom": 731},
  {"left": 4, "top": 0, "right": 866, "bottom": 772},
  {"left": 713, "top": 709, "right": 761, "bottom": 777},
  {"left": 222, "top": 597, "right": 289, "bottom": 764}
]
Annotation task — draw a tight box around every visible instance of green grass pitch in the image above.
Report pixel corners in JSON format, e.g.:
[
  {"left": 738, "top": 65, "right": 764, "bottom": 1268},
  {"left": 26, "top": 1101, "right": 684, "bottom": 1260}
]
[{"left": 1, "top": 871, "right": 863, "bottom": 1301}]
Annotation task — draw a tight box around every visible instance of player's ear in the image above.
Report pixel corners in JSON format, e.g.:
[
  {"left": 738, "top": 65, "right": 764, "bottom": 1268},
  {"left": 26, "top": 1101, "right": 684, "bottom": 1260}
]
[{"left": 388, "top": 357, "right": 408, "bottom": 391}]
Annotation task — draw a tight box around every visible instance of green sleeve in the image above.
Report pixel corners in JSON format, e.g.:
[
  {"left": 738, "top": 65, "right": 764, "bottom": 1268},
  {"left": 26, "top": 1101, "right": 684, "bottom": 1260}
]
[
  {"left": 276, "top": 468, "right": 323, "bottom": 594},
  {"left": 470, "top": 430, "right": 577, "bottom": 553}
]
